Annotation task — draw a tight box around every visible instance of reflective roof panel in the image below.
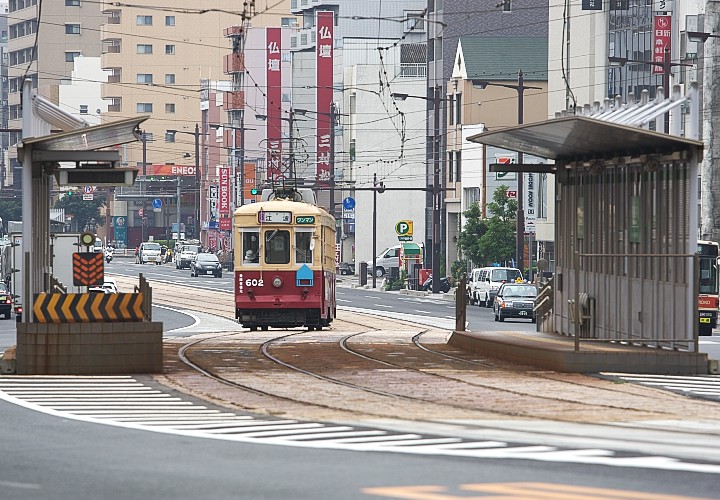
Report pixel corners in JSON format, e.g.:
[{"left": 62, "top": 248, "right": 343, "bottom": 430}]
[{"left": 467, "top": 116, "right": 703, "bottom": 162}]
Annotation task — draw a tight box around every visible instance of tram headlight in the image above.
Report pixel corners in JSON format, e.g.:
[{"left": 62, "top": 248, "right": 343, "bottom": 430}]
[{"left": 272, "top": 276, "right": 283, "bottom": 288}]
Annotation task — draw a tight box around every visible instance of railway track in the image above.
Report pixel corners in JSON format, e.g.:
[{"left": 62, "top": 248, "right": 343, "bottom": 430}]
[{"left": 112, "top": 274, "right": 720, "bottom": 431}]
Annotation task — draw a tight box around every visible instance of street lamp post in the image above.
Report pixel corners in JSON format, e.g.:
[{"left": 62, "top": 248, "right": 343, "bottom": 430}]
[
  {"left": 391, "top": 89, "right": 445, "bottom": 293},
  {"left": 472, "top": 71, "right": 542, "bottom": 274},
  {"left": 167, "top": 124, "right": 201, "bottom": 238}
]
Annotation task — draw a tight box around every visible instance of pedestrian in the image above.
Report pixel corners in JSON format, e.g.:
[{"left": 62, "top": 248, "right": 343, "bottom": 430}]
[{"left": 134, "top": 245, "right": 140, "bottom": 264}]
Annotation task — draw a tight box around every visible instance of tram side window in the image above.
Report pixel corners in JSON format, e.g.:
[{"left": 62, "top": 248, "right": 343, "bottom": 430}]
[
  {"left": 295, "top": 230, "right": 313, "bottom": 264},
  {"left": 699, "top": 259, "right": 718, "bottom": 294},
  {"left": 265, "top": 230, "right": 290, "bottom": 264},
  {"left": 242, "top": 231, "right": 260, "bottom": 264}
]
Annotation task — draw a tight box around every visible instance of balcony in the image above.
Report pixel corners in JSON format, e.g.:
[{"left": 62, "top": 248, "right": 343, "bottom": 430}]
[
  {"left": 106, "top": 15, "right": 120, "bottom": 24},
  {"left": 105, "top": 98, "right": 121, "bottom": 113},
  {"left": 104, "top": 45, "right": 121, "bottom": 54},
  {"left": 223, "top": 52, "right": 245, "bottom": 74},
  {"left": 223, "top": 91, "right": 245, "bottom": 111},
  {"left": 223, "top": 129, "right": 242, "bottom": 149},
  {"left": 107, "top": 69, "right": 121, "bottom": 83},
  {"left": 223, "top": 26, "right": 243, "bottom": 37}
]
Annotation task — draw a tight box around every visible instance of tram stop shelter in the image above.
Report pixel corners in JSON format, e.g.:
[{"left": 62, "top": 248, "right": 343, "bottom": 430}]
[
  {"left": 8, "top": 79, "right": 161, "bottom": 375},
  {"left": 452, "top": 114, "right": 712, "bottom": 374}
]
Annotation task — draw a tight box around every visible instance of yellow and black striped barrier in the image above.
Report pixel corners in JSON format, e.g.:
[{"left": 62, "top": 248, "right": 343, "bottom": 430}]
[{"left": 32, "top": 293, "right": 144, "bottom": 323}]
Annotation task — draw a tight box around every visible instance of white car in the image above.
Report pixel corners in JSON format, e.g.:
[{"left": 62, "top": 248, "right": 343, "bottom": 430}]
[
  {"left": 139, "top": 241, "right": 162, "bottom": 264},
  {"left": 89, "top": 279, "right": 118, "bottom": 294}
]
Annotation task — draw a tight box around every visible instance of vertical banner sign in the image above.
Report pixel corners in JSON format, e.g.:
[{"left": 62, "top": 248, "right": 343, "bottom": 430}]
[
  {"left": 581, "top": 0, "right": 602, "bottom": 11},
  {"left": 316, "top": 11, "right": 334, "bottom": 186},
  {"left": 525, "top": 173, "right": 536, "bottom": 233},
  {"left": 219, "top": 167, "right": 231, "bottom": 217},
  {"left": 112, "top": 216, "right": 127, "bottom": 248},
  {"left": 243, "top": 162, "right": 257, "bottom": 203},
  {"left": 652, "top": 15, "right": 672, "bottom": 75},
  {"left": 266, "top": 28, "right": 283, "bottom": 181}
]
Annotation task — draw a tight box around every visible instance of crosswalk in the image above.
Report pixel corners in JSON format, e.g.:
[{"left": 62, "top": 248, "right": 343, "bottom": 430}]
[
  {"left": 2, "top": 375, "right": 720, "bottom": 474},
  {"left": 601, "top": 373, "right": 720, "bottom": 401}
]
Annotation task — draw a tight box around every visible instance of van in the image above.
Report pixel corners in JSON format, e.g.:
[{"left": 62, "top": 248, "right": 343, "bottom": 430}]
[
  {"left": 473, "top": 266, "right": 523, "bottom": 307},
  {"left": 139, "top": 241, "right": 162, "bottom": 265},
  {"left": 174, "top": 242, "right": 200, "bottom": 269},
  {"left": 370, "top": 245, "right": 400, "bottom": 277},
  {"left": 94, "top": 238, "right": 103, "bottom": 253}
]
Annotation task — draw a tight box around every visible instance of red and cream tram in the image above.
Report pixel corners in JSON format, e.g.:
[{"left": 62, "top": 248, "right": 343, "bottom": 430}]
[{"left": 233, "top": 189, "right": 336, "bottom": 330}]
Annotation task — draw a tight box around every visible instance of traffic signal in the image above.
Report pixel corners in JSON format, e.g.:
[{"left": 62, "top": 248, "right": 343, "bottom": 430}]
[{"left": 250, "top": 187, "right": 260, "bottom": 195}]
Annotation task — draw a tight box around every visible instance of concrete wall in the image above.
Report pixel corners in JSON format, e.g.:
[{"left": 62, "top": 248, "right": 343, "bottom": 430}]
[{"left": 16, "top": 322, "right": 163, "bottom": 375}]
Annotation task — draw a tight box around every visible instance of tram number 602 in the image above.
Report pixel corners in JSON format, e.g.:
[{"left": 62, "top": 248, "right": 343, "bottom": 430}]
[{"left": 245, "top": 278, "right": 264, "bottom": 287}]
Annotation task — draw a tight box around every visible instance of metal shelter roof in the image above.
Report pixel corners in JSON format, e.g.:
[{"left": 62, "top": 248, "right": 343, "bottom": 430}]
[{"left": 466, "top": 115, "right": 704, "bottom": 163}]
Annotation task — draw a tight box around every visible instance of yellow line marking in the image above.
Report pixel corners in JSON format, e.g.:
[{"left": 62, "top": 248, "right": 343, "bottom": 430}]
[{"left": 362, "top": 483, "right": 715, "bottom": 500}]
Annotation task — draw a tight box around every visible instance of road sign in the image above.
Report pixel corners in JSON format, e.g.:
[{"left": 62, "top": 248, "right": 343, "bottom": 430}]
[
  {"left": 83, "top": 186, "right": 94, "bottom": 194},
  {"left": 152, "top": 198, "right": 162, "bottom": 209},
  {"left": 507, "top": 190, "right": 517, "bottom": 198},
  {"left": 395, "top": 220, "right": 413, "bottom": 236},
  {"left": 82, "top": 194, "right": 94, "bottom": 201},
  {"left": 342, "top": 197, "right": 355, "bottom": 210}
]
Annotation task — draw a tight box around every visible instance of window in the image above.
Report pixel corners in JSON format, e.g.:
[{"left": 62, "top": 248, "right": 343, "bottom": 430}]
[
  {"left": 295, "top": 230, "right": 313, "bottom": 264},
  {"left": 137, "top": 44, "right": 152, "bottom": 54},
  {"left": 165, "top": 103, "right": 175, "bottom": 113},
  {"left": 65, "top": 0, "right": 80, "bottom": 5},
  {"left": 165, "top": 74, "right": 175, "bottom": 84},
  {"left": 165, "top": 44, "right": 175, "bottom": 55},
  {"left": 136, "top": 15, "right": 152, "bottom": 25},
  {"left": 136, "top": 73, "right": 153, "bottom": 84},
  {"left": 502, "top": 0, "right": 511, "bottom": 12},
  {"left": 405, "top": 12, "right": 425, "bottom": 32},
  {"left": 136, "top": 103, "right": 153, "bottom": 113},
  {"left": 265, "top": 230, "right": 290, "bottom": 264},
  {"left": 448, "top": 152, "right": 454, "bottom": 183},
  {"left": 65, "top": 24, "right": 80, "bottom": 34},
  {"left": 242, "top": 231, "right": 260, "bottom": 264},
  {"left": 65, "top": 51, "right": 80, "bottom": 62},
  {"left": 455, "top": 151, "right": 462, "bottom": 182},
  {"left": 281, "top": 17, "right": 297, "bottom": 27},
  {"left": 164, "top": 132, "right": 175, "bottom": 142},
  {"left": 165, "top": 16, "right": 175, "bottom": 26},
  {"left": 79, "top": 104, "right": 88, "bottom": 114},
  {"left": 448, "top": 95, "right": 454, "bottom": 125},
  {"left": 455, "top": 93, "right": 462, "bottom": 125}
]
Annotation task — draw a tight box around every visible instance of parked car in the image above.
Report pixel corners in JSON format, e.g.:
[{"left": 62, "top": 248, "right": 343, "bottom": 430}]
[
  {"left": 471, "top": 266, "right": 523, "bottom": 308},
  {"left": 338, "top": 262, "right": 355, "bottom": 275},
  {"left": 421, "top": 276, "right": 452, "bottom": 293},
  {"left": 493, "top": 282, "right": 537, "bottom": 323},
  {"left": 191, "top": 253, "right": 222, "bottom": 278}
]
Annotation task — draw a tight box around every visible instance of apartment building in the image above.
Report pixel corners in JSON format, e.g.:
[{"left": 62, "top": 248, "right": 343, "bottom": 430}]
[{"left": 6, "top": 0, "right": 102, "bottom": 193}]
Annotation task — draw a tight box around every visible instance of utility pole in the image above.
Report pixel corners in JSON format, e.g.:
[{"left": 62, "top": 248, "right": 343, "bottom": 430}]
[
  {"left": 329, "top": 102, "right": 337, "bottom": 218},
  {"left": 194, "top": 123, "right": 200, "bottom": 238},
  {"left": 516, "top": 70, "right": 526, "bottom": 274},
  {"left": 432, "top": 86, "right": 441, "bottom": 294},
  {"left": 701, "top": 7, "right": 720, "bottom": 241},
  {"left": 141, "top": 131, "right": 147, "bottom": 243}
]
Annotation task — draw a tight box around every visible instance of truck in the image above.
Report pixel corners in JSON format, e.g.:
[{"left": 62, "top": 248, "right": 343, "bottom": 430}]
[
  {"left": 1, "top": 231, "right": 86, "bottom": 319},
  {"left": 174, "top": 239, "right": 201, "bottom": 269}
]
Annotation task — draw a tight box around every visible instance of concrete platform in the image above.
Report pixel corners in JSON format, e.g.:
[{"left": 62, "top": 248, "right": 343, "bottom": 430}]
[{"left": 448, "top": 329, "right": 711, "bottom": 375}]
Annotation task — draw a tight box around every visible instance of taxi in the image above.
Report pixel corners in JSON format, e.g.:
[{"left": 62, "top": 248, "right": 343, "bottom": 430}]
[{"left": 0, "top": 282, "right": 12, "bottom": 320}]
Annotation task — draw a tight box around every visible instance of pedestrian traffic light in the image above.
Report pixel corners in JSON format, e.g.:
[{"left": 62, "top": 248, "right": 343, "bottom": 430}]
[{"left": 250, "top": 187, "right": 260, "bottom": 195}]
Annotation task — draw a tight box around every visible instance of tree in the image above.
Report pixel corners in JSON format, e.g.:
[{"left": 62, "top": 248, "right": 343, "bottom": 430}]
[
  {"left": 0, "top": 198, "right": 22, "bottom": 227},
  {"left": 53, "top": 192, "right": 107, "bottom": 232},
  {"left": 457, "top": 185, "right": 517, "bottom": 266}
]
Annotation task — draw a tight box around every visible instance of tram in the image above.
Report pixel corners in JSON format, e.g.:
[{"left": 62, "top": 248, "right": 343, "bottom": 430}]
[
  {"left": 233, "top": 188, "right": 336, "bottom": 330},
  {"left": 698, "top": 240, "right": 720, "bottom": 336}
]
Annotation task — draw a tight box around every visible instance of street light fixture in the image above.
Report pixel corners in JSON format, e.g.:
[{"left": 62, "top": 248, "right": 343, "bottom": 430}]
[
  {"left": 166, "top": 124, "right": 200, "bottom": 238},
  {"left": 687, "top": 31, "right": 720, "bottom": 43},
  {"left": 472, "top": 70, "right": 542, "bottom": 275},
  {"left": 391, "top": 88, "right": 444, "bottom": 294}
]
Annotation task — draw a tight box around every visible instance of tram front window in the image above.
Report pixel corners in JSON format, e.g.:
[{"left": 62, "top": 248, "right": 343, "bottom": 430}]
[
  {"left": 295, "top": 231, "right": 313, "bottom": 264},
  {"left": 265, "top": 230, "right": 290, "bottom": 264}
]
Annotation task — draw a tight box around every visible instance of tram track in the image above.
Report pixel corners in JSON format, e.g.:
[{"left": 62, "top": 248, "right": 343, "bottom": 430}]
[{"left": 112, "top": 273, "right": 720, "bottom": 431}]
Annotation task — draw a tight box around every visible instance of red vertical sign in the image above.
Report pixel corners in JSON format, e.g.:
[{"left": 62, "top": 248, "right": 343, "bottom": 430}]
[
  {"left": 652, "top": 15, "right": 672, "bottom": 75},
  {"left": 316, "top": 11, "right": 334, "bottom": 186},
  {"left": 219, "top": 166, "right": 230, "bottom": 215},
  {"left": 266, "top": 27, "right": 283, "bottom": 181},
  {"left": 243, "top": 162, "right": 257, "bottom": 202}
]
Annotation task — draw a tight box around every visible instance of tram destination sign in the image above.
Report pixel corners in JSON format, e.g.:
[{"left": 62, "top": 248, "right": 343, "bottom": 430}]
[{"left": 258, "top": 211, "right": 292, "bottom": 224}]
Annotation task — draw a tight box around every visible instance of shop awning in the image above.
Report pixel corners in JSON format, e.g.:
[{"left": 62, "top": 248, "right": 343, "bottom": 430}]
[{"left": 401, "top": 242, "right": 422, "bottom": 255}]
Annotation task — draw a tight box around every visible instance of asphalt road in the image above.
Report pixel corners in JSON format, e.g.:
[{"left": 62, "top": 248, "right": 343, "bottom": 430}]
[{"left": 1, "top": 260, "right": 720, "bottom": 499}]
